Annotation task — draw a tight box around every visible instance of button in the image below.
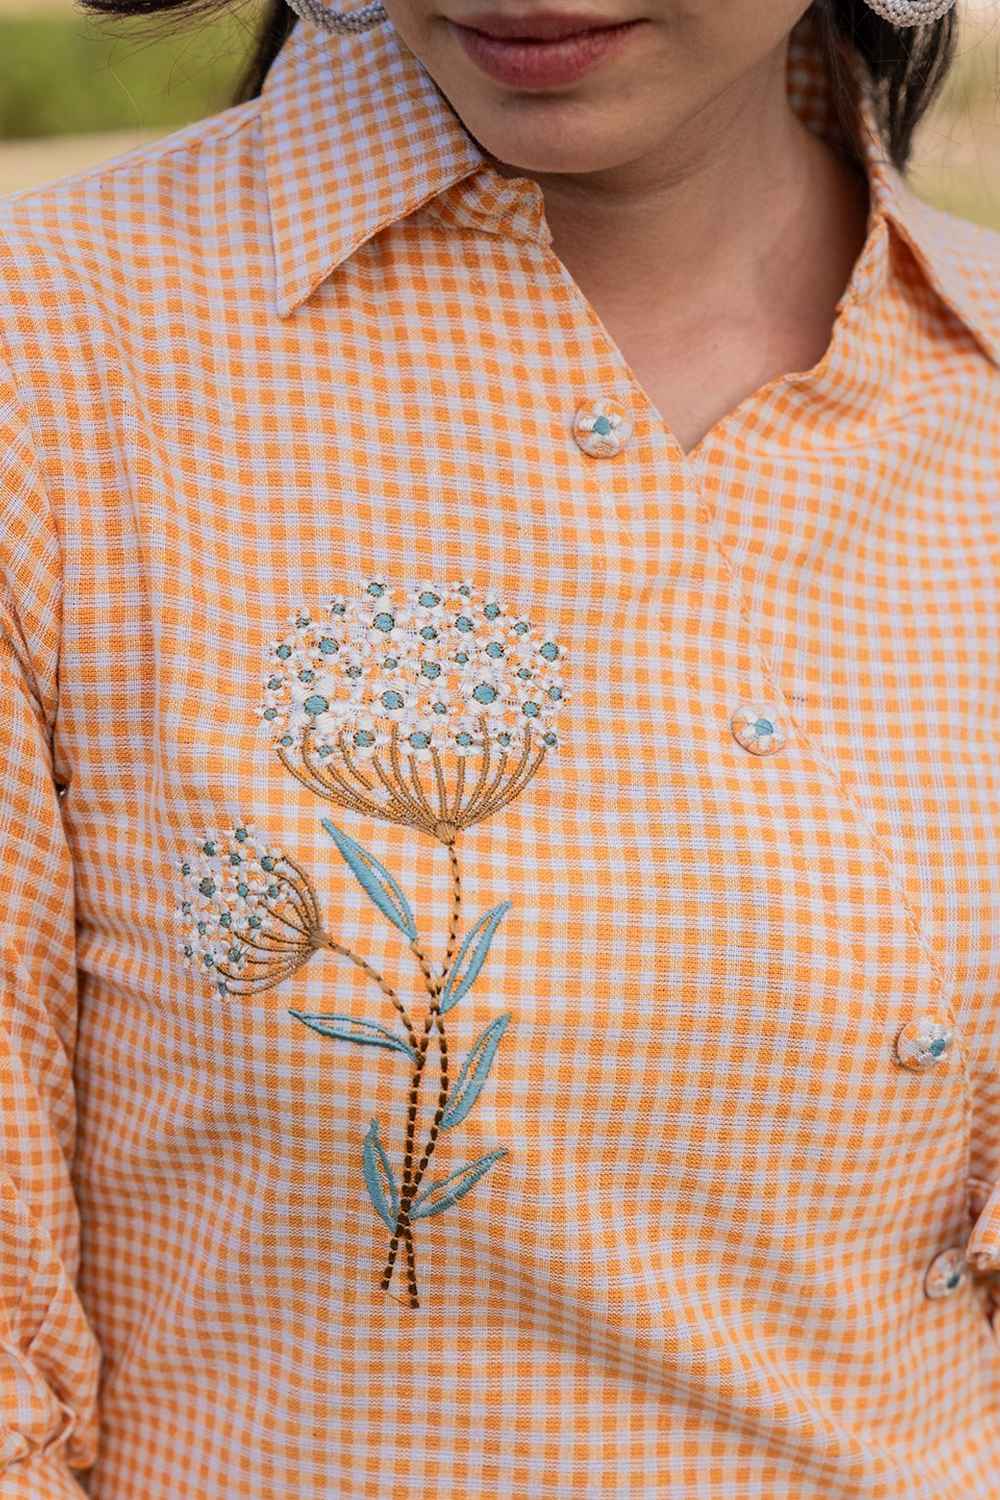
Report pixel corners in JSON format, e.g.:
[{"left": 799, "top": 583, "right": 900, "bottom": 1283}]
[
  {"left": 893, "top": 1012, "right": 955, "bottom": 1071},
  {"left": 730, "top": 703, "right": 787, "bottom": 756},
  {"left": 572, "top": 397, "right": 633, "bottom": 458},
  {"left": 923, "top": 1246, "right": 967, "bottom": 1300}
]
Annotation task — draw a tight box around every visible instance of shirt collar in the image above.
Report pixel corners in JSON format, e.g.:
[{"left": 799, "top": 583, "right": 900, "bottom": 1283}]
[{"left": 261, "top": 1, "right": 1000, "bottom": 371}]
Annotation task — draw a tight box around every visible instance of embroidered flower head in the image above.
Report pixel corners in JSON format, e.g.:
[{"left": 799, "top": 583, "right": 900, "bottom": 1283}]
[
  {"left": 256, "top": 578, "right": 569, "bottom": 844},
  {"left": 176, "top": 824, "right": 326, "bottom": 995}
]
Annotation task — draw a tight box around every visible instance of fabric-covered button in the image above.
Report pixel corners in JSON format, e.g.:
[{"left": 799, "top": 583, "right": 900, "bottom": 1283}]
[
  {"left": 923, "top": 1246, "right": 968, "bottom": 1300},
  {"left": 572, "top": 397, "right": 633, "bottom": 458},
  {"left": 730, "top": 703, "right": 787, "bottom": 756},
  {"left": 893, "top": 1012, "right": 955, "bottom": 1071}
]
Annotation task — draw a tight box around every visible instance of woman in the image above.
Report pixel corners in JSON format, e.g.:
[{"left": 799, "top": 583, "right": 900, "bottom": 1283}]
[{"left": 1, "top": 0, "right": 998, "bottom": 1493}]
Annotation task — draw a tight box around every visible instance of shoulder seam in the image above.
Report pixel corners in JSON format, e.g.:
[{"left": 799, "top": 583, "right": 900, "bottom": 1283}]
[{"left": 1, "top": 98, "right": 262, "bottom": 207}]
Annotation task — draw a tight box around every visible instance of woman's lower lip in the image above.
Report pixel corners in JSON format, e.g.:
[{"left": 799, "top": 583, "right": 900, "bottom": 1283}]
[{"left": 450, "top": 19, "right": 643, "bottom": 88}]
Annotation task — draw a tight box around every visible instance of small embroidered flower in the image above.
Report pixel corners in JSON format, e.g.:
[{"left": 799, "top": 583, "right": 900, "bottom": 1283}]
[
  {"left": 257, "top": 578, "right": 569, "bottom": 843},
  {"left": 176, "top": 825, "right": 327, "bottom": 996},
  {"left": 571, "top": 397, "right": 634, "bottom": 458}
]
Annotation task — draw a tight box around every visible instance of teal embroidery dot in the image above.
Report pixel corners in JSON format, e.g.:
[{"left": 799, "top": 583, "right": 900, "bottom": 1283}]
[
  {"left": 540, "top": 641, "right": 559, "bottom": 661},
  {"left": 548, "top": 685, "right": 562, "bottom": 701},
  {"left": 929, "top": 1037, "right": 947, "bottom": 1057},
  {"left": 261, "top": 856, "right": 276, "bottom": 872},
  {"left": 183, "top": 943, "right": 193, "bottom": 958},
  {"left": 180, "top": 862, "right": 191, "bottom": 876},
  {"left": 420, "top": 625, "right": 438, "bottom": 641},
  {"left": 543, "top": 732, "right": 557, "bottom": 746},
  {"left": 522, "top": 701, "right": 540, "bottom": 717},
  {"left": 330, "top": 600, "right": 346, "bottom": 615},
  {"left": 455, "top": 651, "right": 470, "bottom": 665},
  {"left": 456, "top": 732, "right": 473, "bottom": 747},
  {"left": 354, "top": 729, "right": 375, "bottom": 747},
  {"left": 381, "top": 690, "right": 405, "bottom": 710},
  {"left": 267, "top": 675, "right": 282, "bottom": 690},
  {"left": 345, "top": 665, "right": 363, "bottom": 679},
  {"left": 593, "top": 414, "right": 611, "bottom": 436},
  {"left": 202, "top": 841, "right": 216, "bottom": 856},
  {"left": 234, "top": 827, "right": 248, "bottom": 841},
  {"left": 367, "top": 581, "right": 386, "bottom": 597},
  {"left": 373, "top": 611, "right": 395, "bottom": 632},
  {"left": 458, "top": 584, "right": 471, "bottom": 596},
  {"left": 517, "top": 668, "right": 532, "bottom": 680},
  {"left": 263, "top": 707, "right": 277, "bottom": 720},
  {"left": 236, "top": 882, "right": 249, "bottom": 897},
  {"left": 319, "top": 637, "right": 338, "bottom": 654},
  {"left": 432, "top": 701, "right": 448, "bottom": 715},
  {"left": 455, "top": 615, "right": 474, "bottom": 632},
  {"left": 484, "top": 602, "right": 501, "bottom": 620},
  {"left": 197, "top": 920, "right": 207, "bottom": 935},
  {"left": 181, "top": 900, "right": 192, "bottom": 915},
  {"left": 267, "top": 883, "right": 280, "bottom": 898},
  {"left": 485, "top": 642, "right": 505, "bottom": 659},
  {"left": 514, "top": 621, "right": 529, "bottom": 635},
  {"left": 418, "top": 591, "right": 440, "bottom": 607},
  {"left": 276, "top": 644, "right": 292, "bottom": 660},
  {"left": 383, "top": 656, "right": 399, "bottom": 670},
  {"left": 947, "top": 1270, "right": 962, "bottom": 1288},
  {"left": 409, "top": 732, "right": 430, "bottom": 749},
  {"left": 216, "top": 980, "right": 228, "bottom": 995},
  {"left": 473, "top": 683, "right": 498, "bottom": 704},
  {"left": 228, "top": 946, "right": 242, "bottom": 963},
  {"left": 203, "top": 954, "right": 214, "bottom": 968},
  {"left": 497, "top": 731, "right": 511, "bottom": 747},
  {"left": 304, "top": 694, "right": 329, "bottom": 716},
  {"left": 248, "top": 914, "right": 262, "bottom": 929},
  {"left": 298, "top": 669, "right": 315, "bottom": 683},
  {"left": 228, "top": 852, "right": 242, "bottom": 866},
  {"left": 754, "top": 718, "right": 774, "bottom": 736},
  {"left": 279, "top": 734, "right": 293, "bottom": 747},
  {"left": 219, "top": 912, "right": 231, "bottom": 928},
  {"left": 421, "top": 662, "right": 441, "bottom": 679},
  {"left": 317, "top": 745, "right": 332, "bottom": 757}
]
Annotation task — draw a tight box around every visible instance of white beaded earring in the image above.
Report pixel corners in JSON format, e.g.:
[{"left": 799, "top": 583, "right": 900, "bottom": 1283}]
[
  {"left": 285, "top": 0, "right": 388, "bottom": 34},
  {"left": 861, "top": 0, "right": 957, "bottom": 24}
]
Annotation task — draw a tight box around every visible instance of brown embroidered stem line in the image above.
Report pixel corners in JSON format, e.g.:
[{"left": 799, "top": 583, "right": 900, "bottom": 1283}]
[
  {"left": 316, "top": 936, "right": 418, "bottom": 1051},
  {"left": 407, "top": 757, "right": 438, "bottom": 828},
  {"left": 482, "top": 745, "right": 547, "bottom": 821},
  {"left": 430, "top": 747, "right": 449, "bottom": 823},
  {"left": 277, "top": 745, "right": 371, "bottom": 820},
  {"left": 448, "top": 750, "right": 466, "bottom": 826},
  {"left": 379, "top": 842, "right": 461, "bottom": 1306}
]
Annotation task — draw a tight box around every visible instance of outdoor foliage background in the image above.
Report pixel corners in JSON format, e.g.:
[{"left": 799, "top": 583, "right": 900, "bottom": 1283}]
[{"left": 0, "top": 0, "right": 997, "bottom": 221}]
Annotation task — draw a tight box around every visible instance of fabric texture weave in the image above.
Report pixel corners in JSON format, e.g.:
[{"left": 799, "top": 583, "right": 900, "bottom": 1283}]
[{"left": 2, "top": 1, "right": 1000, "bottom": 1494}]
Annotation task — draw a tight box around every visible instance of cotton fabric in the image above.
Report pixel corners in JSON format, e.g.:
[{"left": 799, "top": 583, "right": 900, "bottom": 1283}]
[{"left": 2, "top": 3, "right": 1000, "bottom": 1495}]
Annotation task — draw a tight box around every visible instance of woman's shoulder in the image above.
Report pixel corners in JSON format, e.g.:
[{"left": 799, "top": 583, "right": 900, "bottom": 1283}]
[{"left": 0, "top": 96, "right": 264, "bottom": 362}]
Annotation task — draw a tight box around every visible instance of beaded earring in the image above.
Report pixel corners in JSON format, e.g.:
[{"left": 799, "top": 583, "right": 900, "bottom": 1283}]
[
  {"left": 285, "top": 0, "right": 388, "bottom": 34},
  {"left": 861, "top": 0, "right": 956, "bottom": 23}
]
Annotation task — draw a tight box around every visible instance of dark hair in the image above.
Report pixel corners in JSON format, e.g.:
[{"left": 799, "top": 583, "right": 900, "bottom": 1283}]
[{"left": 74, "top": 0, "right": 958, "bottom": 175}]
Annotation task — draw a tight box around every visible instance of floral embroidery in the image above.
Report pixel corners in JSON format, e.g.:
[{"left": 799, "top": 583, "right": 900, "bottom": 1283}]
[{"left": 177, "top": 578, "right": 568, "bottom": 1309}]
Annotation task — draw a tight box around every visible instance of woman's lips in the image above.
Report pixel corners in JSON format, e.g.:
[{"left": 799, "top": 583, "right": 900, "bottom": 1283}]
[{"left": 449, "top": 18, "right": 644, "bottom": 88}]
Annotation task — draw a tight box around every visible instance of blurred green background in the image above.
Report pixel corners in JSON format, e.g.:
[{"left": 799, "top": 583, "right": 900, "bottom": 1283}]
[{"left": 0, "top": 0, "right": 998, "bottom": 224}]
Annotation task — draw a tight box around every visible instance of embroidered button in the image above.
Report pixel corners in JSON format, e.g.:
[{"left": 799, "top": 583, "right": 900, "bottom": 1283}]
[
  {"left": 893, "top": 1012, "right": 955, "bottom": 1071},
  {"left": 923, "top": 1246, "right": 968, "bottom": 1300},
  {"left": 572, "top": 397, "right": 633, "bottom": 458},
  {"left": 730, "top": 703, "right": 787, "bottom": 756}
]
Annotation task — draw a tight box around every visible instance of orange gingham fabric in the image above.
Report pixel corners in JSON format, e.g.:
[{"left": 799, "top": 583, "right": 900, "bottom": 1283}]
[{"left": 2, "top": 2, "right": 1000, "bottom": 1495}]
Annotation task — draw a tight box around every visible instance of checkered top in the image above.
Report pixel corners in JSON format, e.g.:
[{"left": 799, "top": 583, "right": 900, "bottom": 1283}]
[{"left": 2, "top": 2, "right": 1000, "bottom": 1495}]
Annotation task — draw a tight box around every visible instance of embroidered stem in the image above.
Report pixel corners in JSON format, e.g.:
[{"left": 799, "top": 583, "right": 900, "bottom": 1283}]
[
  {"left": 379, "top": 844, "right": 461, "bottom": 1304},
  {"left": 317, "top": 935, "right": 419, "bottom": 1052}
]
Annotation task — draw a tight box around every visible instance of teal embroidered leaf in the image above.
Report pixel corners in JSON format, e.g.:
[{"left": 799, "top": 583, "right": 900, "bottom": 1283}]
[
  {"left": 410, "top": 1147, "right": 508, "bottom": 1220},
  {"left": 288, "top": 1010, "right": 416, "bottom": 1062},
  {"left": 321, "top": 819, "right": 418, "bottom": 940},
  {"left": 440, "top": 1013, "right": 511, "bottom": 1131},
  {"left": 438, "top": 901, "right": 511, "bottom": 1015},
  {"left": 362, "top": 1118, "right": 399, "bottom": 1232}
]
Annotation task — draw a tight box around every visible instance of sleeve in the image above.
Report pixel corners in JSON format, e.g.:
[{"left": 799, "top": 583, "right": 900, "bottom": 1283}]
[{"left": 0, "top": 375, "right": 102, "bottom": 1493}]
